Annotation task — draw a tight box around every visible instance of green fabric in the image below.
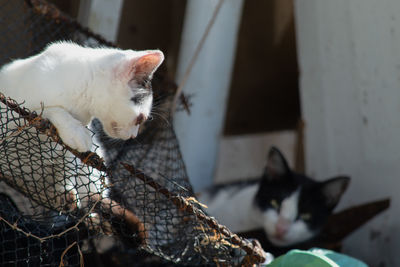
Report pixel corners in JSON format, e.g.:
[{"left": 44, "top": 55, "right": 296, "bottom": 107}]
[{"left": 266, "top": 248, "right": 368, "bottom": 267}]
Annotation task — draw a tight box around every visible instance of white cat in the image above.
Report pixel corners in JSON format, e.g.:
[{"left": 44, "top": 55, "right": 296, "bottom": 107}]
[
  {"left": 0, "top": 41, "right": 164, "bottom": 209},
  {"left": 0, "top": 41, "right": 163, "bottom": 152}
]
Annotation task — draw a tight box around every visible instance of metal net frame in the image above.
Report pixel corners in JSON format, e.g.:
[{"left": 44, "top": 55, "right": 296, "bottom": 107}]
[{"left": 0, "top": 0, "right": 266, "bottom": 266}]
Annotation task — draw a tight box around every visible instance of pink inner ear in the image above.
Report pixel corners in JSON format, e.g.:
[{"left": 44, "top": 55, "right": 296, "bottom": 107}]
[{"left": 134, "top": 52, "right": 164, "bottom": 77}]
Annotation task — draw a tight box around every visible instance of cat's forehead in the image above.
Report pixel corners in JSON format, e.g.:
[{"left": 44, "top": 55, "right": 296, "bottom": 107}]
[
  {"left": 261, "top": 173, "right": 317, "bottom": 201},
  {"left": 263, "top": 174, "right": 298, "bottom": 192},
  {"left": 280, "top": 190, "right": 300, "bottom": 218}
]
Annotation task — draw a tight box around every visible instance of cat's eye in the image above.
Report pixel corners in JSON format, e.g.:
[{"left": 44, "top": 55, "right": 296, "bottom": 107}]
[
  {"left": 270, "top": 199, "right": 279, "bottom": 209},
  {"left": 300, "top": 213, "right": 312, "bottom": 221},
  {"left": 131, "top": 95, "right": 142, "bottom": 104},
  {"left": 131, "top": 91, "right": 151, "bottom": 104}
]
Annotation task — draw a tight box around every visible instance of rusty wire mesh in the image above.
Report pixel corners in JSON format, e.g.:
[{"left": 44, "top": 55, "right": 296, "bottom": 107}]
[{"left": 0, "top": 0, "right": 265, "bottom": 266}]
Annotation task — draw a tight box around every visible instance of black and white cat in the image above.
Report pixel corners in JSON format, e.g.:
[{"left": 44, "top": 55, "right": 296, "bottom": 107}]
[{"left": 198, "top": 147, "right": 350, "bottom": 247}]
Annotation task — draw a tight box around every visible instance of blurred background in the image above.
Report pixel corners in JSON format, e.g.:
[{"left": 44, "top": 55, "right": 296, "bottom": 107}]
[{"left": 46, "top": 0, "right": 399, "bottom": 266}]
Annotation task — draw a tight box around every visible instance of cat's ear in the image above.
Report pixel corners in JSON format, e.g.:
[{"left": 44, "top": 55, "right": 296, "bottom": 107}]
[
  {"left": 320, "top": 176, "right": 350, "bottom": 209},
  {"left": 122, "top": 50, "right": 164, "bottom": 83},
  {"left": 265, "top": 146, "right": 291, "bottom": 179},
  {"left": 133, "top": 50, "right": 164, "bottom": 79}
]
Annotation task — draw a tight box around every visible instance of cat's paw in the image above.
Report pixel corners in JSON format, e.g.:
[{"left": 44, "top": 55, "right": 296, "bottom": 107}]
[{"left": 58, "top": 125, "right": 92, "bottom": 152}]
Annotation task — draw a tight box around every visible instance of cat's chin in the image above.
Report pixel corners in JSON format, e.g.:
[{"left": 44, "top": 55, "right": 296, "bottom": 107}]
[
  {"left": 103, "top": 125, "right": 140, "bottom": 140},
  {"left": 268, "top": 233, "right": 315, "bottom": 247},
  {"left": 268, "top": 235, "right": 299, "bottom": 247}
]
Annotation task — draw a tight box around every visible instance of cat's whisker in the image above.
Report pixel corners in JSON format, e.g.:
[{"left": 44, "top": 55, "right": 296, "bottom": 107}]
[
  {"left": 130, "top": 138, "right": 143, "bottom": 146},
  {"left": 198, "top": 146, "right": 350, "bottom": 248},
  {"left": 0, "top": 41, "right": 168, "bottom": 263},
  {"left": 106, "top": 137, "right": 125, "bottom": 146},
  {"left": 150, "top": 112, "right": 171, "bottom": 126},
  {"left": 150, "top": 108, "right": 169, "bottom": 119}
]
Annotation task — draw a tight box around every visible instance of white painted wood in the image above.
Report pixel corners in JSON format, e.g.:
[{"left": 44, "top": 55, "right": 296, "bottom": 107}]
[
  {"left": 214, "top": 131, "right": 297, "bottom": 184},
  {"left": 78, "top": 0, "right": 124, "bottom": 42},
  {"left": 174, "top": 0, "right": 244, "bottom": 191},
  {"left": 295, "top": 0, "right": 400, "bottom": 265}
]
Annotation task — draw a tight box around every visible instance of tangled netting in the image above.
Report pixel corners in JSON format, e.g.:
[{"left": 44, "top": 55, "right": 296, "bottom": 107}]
[{"left": 0, "top": 0, "right": 265, "bottom": 266}]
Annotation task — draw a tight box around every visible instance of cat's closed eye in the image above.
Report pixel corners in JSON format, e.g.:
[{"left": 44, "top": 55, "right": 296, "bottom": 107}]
[
  {"left": 270, "top": 199, "right": 280, "bottom": 209},
  {"left": 131, "top": 90, "right": 152, "bottom": 104},
  {"left": 131, "top": 95, "right": 143, "bottom": 104}
]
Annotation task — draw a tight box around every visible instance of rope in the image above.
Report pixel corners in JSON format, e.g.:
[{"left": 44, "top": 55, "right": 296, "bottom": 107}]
[{"left": 171, "top": 0, "right": 225, "bottom": 115}]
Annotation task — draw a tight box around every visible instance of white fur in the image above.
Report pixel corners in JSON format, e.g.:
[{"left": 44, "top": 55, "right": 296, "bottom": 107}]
[
  {"left": 0, "top": 42, "right": 163, "bottom": 151},
  {"left": 261, "top": 190, "right": 315, "bottom": 246},
  {"left": 199, "top": 184, "right": 262, "bottom": 232},
  {"left": 199, "top": 186, "right": 315, "bottom": 247},
  {"left": 0, "top": 41, "right": 164, "bottom": 208}
]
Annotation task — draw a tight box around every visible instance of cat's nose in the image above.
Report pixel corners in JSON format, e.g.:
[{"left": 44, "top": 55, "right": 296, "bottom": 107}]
[
  {"left": 275, "top": 218, "right": 290, "bottom": 238},
  {"left": 135, "top": 113, "right": 146, "bottom": 125}
]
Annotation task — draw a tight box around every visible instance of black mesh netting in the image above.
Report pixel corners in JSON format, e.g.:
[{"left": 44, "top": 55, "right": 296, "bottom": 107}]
[{"left": 0, "top": 0, "right": 265, "bottom": 266}]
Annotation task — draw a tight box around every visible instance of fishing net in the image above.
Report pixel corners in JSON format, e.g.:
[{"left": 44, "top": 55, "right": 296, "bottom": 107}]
[{"left": 0, "top": 0, "right": 265, "bottom": 266}]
